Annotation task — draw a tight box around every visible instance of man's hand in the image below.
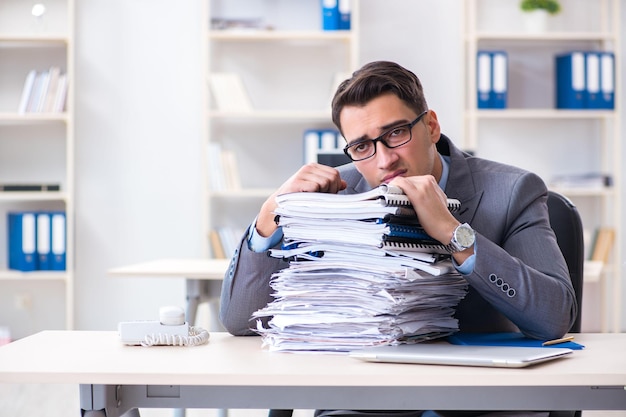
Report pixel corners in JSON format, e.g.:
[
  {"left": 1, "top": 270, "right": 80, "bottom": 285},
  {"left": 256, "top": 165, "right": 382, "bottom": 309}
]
[
  {"left": 256, "top": 163, "right": 347, "bottom": 237},
  {"left": 390, "top": 175, "right": 473, "bottom": 262}
]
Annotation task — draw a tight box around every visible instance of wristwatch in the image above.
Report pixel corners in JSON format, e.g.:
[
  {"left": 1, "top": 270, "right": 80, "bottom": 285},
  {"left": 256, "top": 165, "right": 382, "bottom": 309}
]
[{"left": 449, "top": 223, "right": 476, "bottom": 252}]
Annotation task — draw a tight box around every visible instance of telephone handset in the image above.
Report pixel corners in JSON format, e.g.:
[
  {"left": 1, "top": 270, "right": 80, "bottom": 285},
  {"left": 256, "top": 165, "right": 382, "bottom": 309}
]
[{"left": 118, "top": 306, "right": 210, "bottom": 347}]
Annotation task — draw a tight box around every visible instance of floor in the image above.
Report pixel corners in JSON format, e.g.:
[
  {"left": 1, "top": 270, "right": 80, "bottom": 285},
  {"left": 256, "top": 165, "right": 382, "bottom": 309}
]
[{"left": 1, "top": 383, "right": 624, "bottom": 417}]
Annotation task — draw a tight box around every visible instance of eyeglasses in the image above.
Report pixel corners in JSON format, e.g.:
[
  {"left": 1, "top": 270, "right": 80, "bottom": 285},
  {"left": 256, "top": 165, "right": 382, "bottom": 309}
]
[{"left": 343, "top": 111, "right": 428, "bottom": 162}]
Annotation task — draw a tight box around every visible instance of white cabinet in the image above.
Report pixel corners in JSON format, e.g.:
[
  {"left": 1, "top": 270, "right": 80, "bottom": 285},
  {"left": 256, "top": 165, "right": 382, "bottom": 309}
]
[
  {"left": 462, "top": 0, "right": 621, "bottom": 332},
  {"left": 0, "top": 0, "right": 74, "bottom": 338},
  {"left": 202, "top": 0, "right": 360, "bottom": 258}
]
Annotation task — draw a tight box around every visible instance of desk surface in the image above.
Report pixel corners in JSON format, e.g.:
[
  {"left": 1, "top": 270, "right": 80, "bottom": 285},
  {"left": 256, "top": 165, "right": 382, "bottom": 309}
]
[
  {"left": 107, "top": 258, "right": 229, "bottom": 280},
  {"left": 1, "top": 331, "right": 625, "bottom": 387}
]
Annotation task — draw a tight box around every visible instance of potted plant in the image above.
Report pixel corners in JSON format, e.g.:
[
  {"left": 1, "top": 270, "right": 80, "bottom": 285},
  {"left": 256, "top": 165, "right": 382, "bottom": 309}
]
[{"left": 520, "top": 0, "right": 561, "bottom": 33}]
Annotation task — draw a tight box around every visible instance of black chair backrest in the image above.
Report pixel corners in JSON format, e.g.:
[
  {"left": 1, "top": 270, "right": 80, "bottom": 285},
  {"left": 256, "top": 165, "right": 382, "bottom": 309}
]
[{"left": 546, "top": 191, "right": 585, "bottom": 333}]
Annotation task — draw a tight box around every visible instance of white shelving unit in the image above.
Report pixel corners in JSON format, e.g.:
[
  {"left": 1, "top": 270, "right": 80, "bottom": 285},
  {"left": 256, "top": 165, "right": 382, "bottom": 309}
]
[
  {"left": 462, "top": 0, "right": 621, "bottom": 332},
  {"left": 202, "top": 0, "right": 360, "bottom": 259},
  {"left": 0, "top": 0, "right": 74, "bottom": 337}
]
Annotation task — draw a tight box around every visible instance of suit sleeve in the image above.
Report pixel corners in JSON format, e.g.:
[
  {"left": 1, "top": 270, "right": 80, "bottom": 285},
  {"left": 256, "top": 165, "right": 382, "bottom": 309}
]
[
  {"left": 219, "top": 230, "right": 289, "bottom": 335},
  {"left": 461, "top": 172, "right": 578, "bottom": 340}
]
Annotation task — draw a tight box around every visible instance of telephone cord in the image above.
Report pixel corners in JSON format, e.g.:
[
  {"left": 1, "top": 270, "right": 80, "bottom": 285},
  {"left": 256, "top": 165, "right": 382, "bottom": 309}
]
[{"left": 142, "top": 326, "right": 210, "bottom": 347}]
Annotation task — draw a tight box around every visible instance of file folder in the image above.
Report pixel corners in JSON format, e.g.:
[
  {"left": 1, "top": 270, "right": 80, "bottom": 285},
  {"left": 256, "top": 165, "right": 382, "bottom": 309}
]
[
  {"left": 476, "top": 51, "right": 492, "bottom": 109},
  {"left": 8, "top": 212, "right": 37, "bottom": 271},
  {"left": 50, "top": 211, "right": 66, "bottom": 270},
  {"left": 599, "top": 52, "right": 615, "bottom": 109},
  {"left": 338, "top": 0, "right": 351, "bottom": 30},
  {"left": 36, "top": 212, "right": 52, "bottom": 270},
  {"left": 303, "top": 129, "right": 350, "bottom": 168},
  {"left": 491, "top": 51, "right": 508, "bottom": 109},
  {"left": 555, "top": 52, "right": 586, "bottom": 109},
  {"left": 321, "top": 0, "right": 339, "bottom": 30},
  {"left": 585, "top": 52, "right": 601, "bottom": 109}
]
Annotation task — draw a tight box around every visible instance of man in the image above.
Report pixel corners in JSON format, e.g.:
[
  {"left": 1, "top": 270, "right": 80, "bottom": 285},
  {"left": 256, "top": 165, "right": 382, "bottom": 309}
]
[{"left": 219, "top": 61, "right": 577, "bottom": 417}]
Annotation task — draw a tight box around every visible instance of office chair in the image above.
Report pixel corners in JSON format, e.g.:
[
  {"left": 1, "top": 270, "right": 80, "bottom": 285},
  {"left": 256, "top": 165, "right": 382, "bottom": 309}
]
[{"left": 268, "top": 191, "right": 585, "bottom": 417}]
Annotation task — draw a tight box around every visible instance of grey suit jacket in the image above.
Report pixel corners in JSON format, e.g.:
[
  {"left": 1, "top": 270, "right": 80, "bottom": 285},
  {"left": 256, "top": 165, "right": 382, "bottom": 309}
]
[{"left": 219, "top": 134, "right": 577, "bottom": 340}]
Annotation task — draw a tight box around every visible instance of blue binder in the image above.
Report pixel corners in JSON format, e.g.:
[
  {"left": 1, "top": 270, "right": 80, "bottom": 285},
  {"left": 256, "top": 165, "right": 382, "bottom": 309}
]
[
  {"left": 490, "top": 51, "right": 508, "bottom": 109},
  {"left": 8, "top": 212, "right": 37, "bottom": 271},
  {"left": 476, "top": 51, "right": 492, "bottom": 109},
  {"left": 338, "top": 0, "right": 351, "bottom": 30},
  {"left": 555, "top": 52, "right": 586, "bottom": 109},
  {"left": 599, "top": 51, "right": 615, "bottom": 109},
  {"left": 585, "top": 51, "right": 602, "bottom": 109},
  {"left": 50, "top": 211, "right": 66, "bottom": 270},
  {"left": 321, "top": 0, "right": 339, "bottom": 31},
  {"left": 36, "top": 212, "right": 52, "bottom": 270}
]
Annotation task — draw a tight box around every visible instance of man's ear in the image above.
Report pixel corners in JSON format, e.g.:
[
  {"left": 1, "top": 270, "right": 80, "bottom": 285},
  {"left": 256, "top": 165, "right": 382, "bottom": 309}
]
[{"left": 425, "top": 110, "right": 441, "bottom": 142}]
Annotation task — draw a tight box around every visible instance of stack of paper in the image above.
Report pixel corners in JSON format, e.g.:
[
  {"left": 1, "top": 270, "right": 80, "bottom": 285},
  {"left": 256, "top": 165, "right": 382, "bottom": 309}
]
[{"left": 252, "top": 185, "right": 468, "bottom": 352}]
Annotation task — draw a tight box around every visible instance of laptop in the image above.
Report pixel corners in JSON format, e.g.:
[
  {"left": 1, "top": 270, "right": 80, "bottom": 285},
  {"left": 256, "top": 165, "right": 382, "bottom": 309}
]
[{"left": 349, "top": 342, "right": 573, "bottom": 368}]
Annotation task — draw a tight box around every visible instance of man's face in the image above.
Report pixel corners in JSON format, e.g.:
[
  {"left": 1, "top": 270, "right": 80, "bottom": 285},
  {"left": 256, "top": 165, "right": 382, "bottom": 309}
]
[{"left": 340, "top": 93, "right": 441, "bottom": 187}]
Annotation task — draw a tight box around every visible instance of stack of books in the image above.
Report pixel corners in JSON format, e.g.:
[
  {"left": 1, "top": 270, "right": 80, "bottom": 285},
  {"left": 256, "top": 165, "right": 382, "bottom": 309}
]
[{"left": 252, "top": 184, "right": 468, "bottom": 352}]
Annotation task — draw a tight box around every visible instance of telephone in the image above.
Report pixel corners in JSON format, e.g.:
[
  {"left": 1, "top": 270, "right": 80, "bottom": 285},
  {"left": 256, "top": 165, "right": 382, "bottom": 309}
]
[{"left": 118, "top": 305, "right": 210, "bottom": 347}]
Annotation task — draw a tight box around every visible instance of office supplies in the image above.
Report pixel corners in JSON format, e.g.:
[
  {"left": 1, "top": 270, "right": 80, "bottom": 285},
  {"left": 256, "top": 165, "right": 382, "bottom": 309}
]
[
  {"left": 36, "top": 212, "right": 52, "bottom": 270},
  {"left": 349, "top": 342, "right": 573, "bottom": 368},
  {"left": 0, "top": 183, "right": 60, "bottom": 191},
  {"left": 599, "top": 51, "right": 615, "bottom": 109},
  {"left": 448, "top": 332, "right": 584, "bottom": 350},
  {"left": 555, "top": 52, "right": 586, "bottom": 109},
  {"left": 476, "top": 51, "right": 492, "bottom": 108},
  {"left": 585, "top": 51, "right": 601, "bottom": 108},
  {"left": 543, "top": 335, "right": 575, "bottom": 346},
  {"left": 321, "top": 0, "right": 339, "bottom": 30},
  {"left": 7, "top": 211, "right": 37, "bottom": 271},
  {"left": 118, "top": 305, "right": 209, "bottom": 346},
  {"left": 491, "top": 51, "right": 508, "bottom": 108},
  {"left": 338, "top": 0, "right": 351, "bottom": 30},
  {"left": 50, "top": 211, "right": 66, "bottom": 270}
]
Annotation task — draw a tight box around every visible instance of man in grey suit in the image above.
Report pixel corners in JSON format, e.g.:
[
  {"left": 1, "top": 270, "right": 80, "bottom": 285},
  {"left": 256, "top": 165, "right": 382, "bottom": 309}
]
[{"left": 219, "top": 61, "right": 577, "bottom": 417}]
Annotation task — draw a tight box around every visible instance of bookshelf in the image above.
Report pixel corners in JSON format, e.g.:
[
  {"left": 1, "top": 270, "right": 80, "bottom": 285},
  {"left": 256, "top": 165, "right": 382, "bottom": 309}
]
[
  {"left": 462, "top": 0, "right": 621, "bottom": 332},
  {"left": 0, "top": 0, "right": 74, "bottom": 338},
  {"left": 202, "top": 0, "right": 360, "bottom": 259}
]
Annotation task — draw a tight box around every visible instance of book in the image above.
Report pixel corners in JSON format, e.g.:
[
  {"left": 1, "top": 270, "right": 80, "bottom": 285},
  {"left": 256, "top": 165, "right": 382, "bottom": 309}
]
[
  {"left": 208, "top": 72, "right": 252, "bottom": 112},
  {"left": 17, "top": 70, "right": 37, "bottom": 114},
  {"left": 53, "top": 73, "right": 68, "bottom": 112},
  {"left": 209, "top": 229, "right": 226, "bottom": 259},
  {"left": 0, "top": 183, "right": 60, "bottom": 192},
  {"left": 590, "top": 227, "right": 615, "bottom": 263}
]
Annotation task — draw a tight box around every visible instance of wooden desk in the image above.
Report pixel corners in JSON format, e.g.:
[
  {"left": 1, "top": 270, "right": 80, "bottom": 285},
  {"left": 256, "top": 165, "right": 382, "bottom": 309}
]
[
  {"left": 1, "top": 331, "right": 625, "bottom": 417},
  {"left": 108, "top": 258, "right": 230, "bottom": 331}
]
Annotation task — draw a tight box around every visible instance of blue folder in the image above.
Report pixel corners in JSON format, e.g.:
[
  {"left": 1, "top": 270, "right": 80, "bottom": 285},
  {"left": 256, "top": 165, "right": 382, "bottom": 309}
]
[
  {"left": 448, "top": 332, "right": 585, "bottom": 350},
  {"left": 555, "top": 52, "right": 586, "bottom": 109},
  {"left": 8, "top": 212, "right": 37, "bottom": 271}
]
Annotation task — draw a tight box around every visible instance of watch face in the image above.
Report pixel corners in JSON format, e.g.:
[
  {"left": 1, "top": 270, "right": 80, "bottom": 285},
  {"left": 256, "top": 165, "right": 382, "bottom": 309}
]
[{"left": 455, "top": 224, "right": 475, "bottom": 247}]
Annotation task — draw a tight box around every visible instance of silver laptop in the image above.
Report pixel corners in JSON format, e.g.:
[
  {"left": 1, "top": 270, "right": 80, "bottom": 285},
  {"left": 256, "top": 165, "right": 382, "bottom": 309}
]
[{"left": 349, "top": 342, "right": 573, "bottom": 368}]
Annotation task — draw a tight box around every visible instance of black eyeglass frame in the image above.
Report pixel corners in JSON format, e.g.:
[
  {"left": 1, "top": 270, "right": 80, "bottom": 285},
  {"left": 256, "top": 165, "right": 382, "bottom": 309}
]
[{"left": 342, "top": 110, "right": 429, "bottom": 162}]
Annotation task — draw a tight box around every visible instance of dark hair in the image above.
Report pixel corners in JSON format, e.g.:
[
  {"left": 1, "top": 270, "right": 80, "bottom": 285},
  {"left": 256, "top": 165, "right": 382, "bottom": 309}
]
[{"left": 331, "top": 61, "right": 429, "bottom": 133}]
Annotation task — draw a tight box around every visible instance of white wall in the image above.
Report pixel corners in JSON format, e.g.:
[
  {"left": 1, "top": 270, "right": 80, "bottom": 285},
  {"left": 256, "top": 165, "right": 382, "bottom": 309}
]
[{"left": 69, "top": 0, "right": 625, "bottom": 333}]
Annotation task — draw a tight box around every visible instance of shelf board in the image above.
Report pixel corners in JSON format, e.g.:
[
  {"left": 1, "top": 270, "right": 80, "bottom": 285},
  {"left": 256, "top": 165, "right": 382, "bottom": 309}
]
[
  {"left": 0, "top": 270, "right": 68, "bottom": 281},
  {"left": 209, "top": 189, "right": 274, "bottom": 198},
  {"left": 0, "top": 113, "right": 69, "bottom": 124},
  {"left": 209, "top": 30, "right": 353, "bottom": 42},
  {"left": 208, "top": 110, "right": 331, "bottom": 121},
  {"left": 0, "top": 191, "right": 68, "bottom": 202},
  {"left": 469, "top": 31, "right": 616, "bottom": 42},
  {"left": 467, "top": 109, "right": 615, "bottom": 119},
  {"left": 0, "top": 34, "right": 69, "bottom": 46}
]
